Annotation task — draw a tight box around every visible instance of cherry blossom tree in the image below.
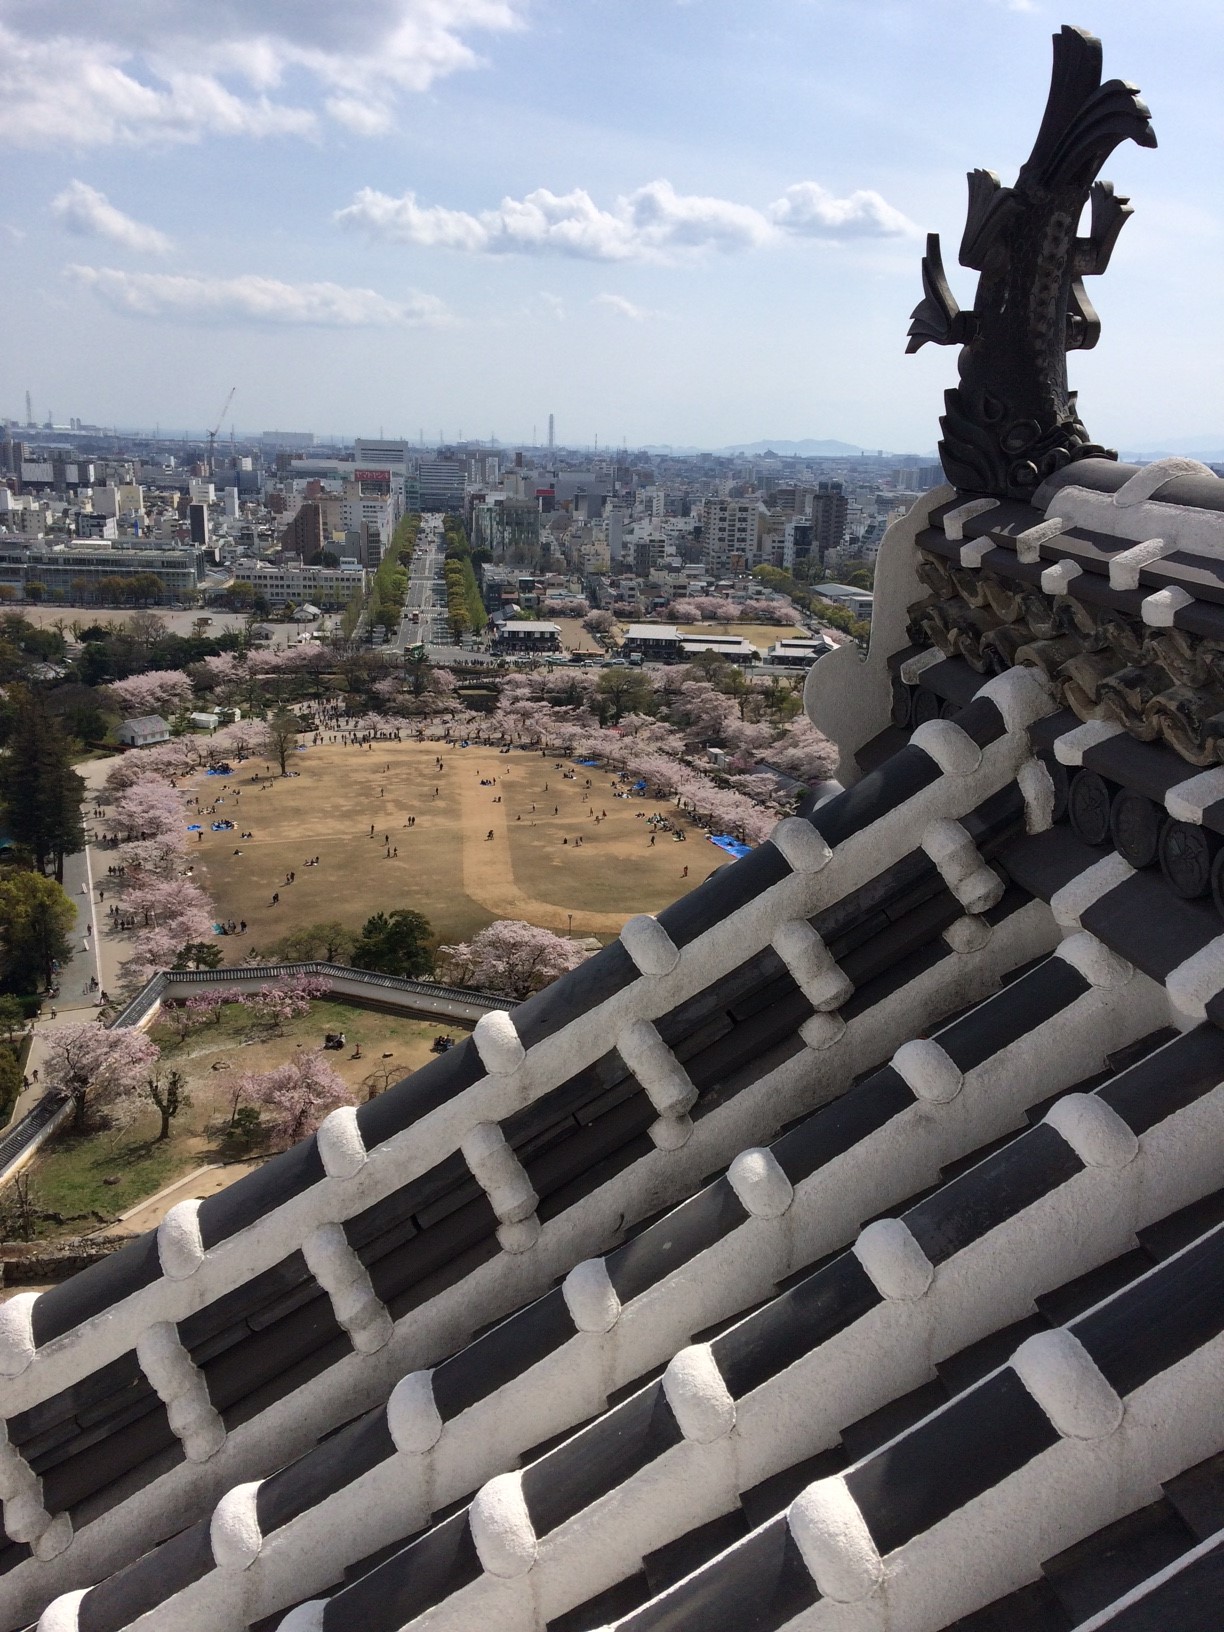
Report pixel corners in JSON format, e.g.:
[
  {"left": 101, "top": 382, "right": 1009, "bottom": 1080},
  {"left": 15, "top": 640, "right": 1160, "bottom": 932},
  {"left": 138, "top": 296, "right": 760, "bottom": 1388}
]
[
  {"left": 43, "top": 1023, "right": 161, "bottom": 1130},
  {"left": 768, "top": 716, "right": 838, "bottom": 781},
  {"left": 436, "top": 921, "right": 589, "bottom": 1000},
  {"left": 108, "top": 669, "right": 194, "bottom": 717},
  {"left": 234, "top": 1051, "right": 356, "bottom": 1145},
  {"left": 113, "top": 776, "right": 183, "bottom": 839},
  {"left": 582, "top": 610, "right": 615, "bottom": 635},
  {"left": 121, "top": 876, "right": 216, "bottom": 987},
  {"left": 242, "top": 974, "right": 330, "bottom": 1035}
]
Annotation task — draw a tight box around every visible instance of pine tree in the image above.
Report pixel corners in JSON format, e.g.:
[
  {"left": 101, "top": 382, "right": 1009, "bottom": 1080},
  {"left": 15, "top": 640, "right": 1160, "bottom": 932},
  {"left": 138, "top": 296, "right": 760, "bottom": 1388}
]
[{"left": 1, "top": 687, "right": 85, "bottom": 879}]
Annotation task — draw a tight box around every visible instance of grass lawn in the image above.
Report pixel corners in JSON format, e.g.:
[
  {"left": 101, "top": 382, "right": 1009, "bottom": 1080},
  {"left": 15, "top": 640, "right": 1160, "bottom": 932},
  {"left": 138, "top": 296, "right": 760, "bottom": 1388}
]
[
  {"left": 187, "top": 739, "right": 710, "bottom": 949},
  {"left": 674, "top": 622, "right": 800, "bottom": 652},
  {"left": 21, "top": 998, "right": 471, "bottom": 1237},
  {"left": 24, "top": 1132, "right": 190, "bottom": 1234}
]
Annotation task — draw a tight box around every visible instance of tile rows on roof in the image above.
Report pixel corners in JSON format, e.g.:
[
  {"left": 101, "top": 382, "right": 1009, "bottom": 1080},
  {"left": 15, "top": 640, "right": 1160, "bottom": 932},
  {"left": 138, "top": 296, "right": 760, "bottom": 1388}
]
[{"left": 41, "top": 903, "right": 1206, "bottom": 1632}]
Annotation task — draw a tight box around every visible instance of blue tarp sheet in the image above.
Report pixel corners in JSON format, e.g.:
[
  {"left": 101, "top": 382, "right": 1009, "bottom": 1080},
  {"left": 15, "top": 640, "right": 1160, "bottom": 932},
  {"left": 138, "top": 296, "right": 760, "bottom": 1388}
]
[
  {"left": 633, "top": 779, "right": 647, "bottom": 791},
  {"left": 186, "top": 824, "right": 202, "bottom": 832},
  {"left": 577, "top": 758, "right": 600, "bottom": 766},
  {"left": 709, "top": 834, "right": 752, "bottom": 859}
]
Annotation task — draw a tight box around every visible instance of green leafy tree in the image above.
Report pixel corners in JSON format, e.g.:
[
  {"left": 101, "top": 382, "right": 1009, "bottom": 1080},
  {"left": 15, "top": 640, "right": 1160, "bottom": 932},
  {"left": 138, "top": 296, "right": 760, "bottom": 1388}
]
[
  {"left": 0, "top": 1045, "right": 21, "bottom": 1123},
  {"left": 24, "top": 581, "right": 46, "bottom": 603},
  {"left": 0, "top": 994, "right": 26, "bottom": 1041},
  {"left": 0, "top": 688, "right": 85, "bottom": 879},
  {"left": 351, "top": 909, "right": 433, "bottom": 979},
  {"left": 172, "top": 941, "right": 224, "bottom": 970},
  {"left": 596, "top": 666, "right": 654, "bottom": 724},
  {"left": 271, "top": 922, "right": 355, "bottom": 963},
  {"left": 0, "top": 871, "right": 78, "bottom": 992}
]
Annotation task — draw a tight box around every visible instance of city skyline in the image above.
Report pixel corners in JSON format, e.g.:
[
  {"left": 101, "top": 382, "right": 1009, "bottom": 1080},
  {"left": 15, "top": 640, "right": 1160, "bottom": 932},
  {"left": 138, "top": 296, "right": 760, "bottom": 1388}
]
[{"left": 1, "top": 1, "right": 1221, "bottom": 451}]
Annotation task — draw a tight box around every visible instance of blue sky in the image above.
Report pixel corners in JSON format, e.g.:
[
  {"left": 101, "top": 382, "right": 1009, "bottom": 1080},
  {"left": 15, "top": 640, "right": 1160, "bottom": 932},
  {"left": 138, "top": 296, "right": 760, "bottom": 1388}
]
[{"left": 1, "top": 0, "right": 1221, "bottom": 452}]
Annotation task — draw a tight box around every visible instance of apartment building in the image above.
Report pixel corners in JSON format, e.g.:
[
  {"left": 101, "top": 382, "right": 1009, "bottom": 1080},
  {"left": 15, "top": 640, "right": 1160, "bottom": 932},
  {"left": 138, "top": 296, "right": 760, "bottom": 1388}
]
[{"left": 700, "top": 496, "right": 762, "bottom": 574}]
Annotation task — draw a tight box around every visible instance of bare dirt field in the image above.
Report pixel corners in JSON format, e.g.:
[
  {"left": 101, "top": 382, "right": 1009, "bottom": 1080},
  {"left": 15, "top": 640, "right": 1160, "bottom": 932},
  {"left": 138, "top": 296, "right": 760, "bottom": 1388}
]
[{"left": 187, "top": 739, "right": 713, "bottom": 952}]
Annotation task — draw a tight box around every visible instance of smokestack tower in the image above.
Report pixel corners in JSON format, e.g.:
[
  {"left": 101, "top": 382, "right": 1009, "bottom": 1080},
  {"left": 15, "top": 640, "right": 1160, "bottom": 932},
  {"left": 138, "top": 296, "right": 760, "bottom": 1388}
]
[{"left": 548, "top": 413, "right": 555, "bottom": 450}]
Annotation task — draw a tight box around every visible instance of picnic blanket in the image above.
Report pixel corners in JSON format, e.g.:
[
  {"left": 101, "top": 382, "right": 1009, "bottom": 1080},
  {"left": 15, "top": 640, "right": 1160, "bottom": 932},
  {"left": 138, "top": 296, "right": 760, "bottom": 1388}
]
[{"left": 709, "top": 834, "right": 752, "bottom": 859}]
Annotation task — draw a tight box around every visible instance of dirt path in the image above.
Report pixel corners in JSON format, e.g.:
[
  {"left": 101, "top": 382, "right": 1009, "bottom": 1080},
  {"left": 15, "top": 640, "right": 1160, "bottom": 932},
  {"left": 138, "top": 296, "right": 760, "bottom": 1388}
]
[{"left": 459, "top": 763, "right": 631, "bottom": 934}]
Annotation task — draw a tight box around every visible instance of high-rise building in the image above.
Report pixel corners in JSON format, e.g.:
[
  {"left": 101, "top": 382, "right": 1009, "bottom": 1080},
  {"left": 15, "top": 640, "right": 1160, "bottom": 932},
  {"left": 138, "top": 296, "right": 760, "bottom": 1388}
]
[
  {"left": 700, "top": 497, "right": 761, "bottom": 575},
  {"left": 811, "top": 480, "right": 848, "bottom": 558}
]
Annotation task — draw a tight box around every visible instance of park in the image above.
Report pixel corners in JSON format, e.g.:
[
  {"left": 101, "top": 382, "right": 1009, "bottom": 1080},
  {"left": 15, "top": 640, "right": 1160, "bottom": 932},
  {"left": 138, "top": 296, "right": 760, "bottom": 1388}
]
[{"left": 187, "top": 737, "right": 709, "bottom": 951}]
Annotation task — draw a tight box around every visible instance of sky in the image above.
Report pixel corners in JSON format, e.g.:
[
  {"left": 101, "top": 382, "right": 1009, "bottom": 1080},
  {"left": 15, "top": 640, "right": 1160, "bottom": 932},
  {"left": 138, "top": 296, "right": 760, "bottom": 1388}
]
[{"left": 1, "top": 0, "right": 1222, "bottom": 453}]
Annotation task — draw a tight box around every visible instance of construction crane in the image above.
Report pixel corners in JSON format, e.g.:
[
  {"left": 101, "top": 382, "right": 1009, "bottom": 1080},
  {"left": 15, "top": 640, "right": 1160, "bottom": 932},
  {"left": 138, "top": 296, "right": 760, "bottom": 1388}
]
[{"left": 206, "top": 386, "right": 236, "bottom": 476}]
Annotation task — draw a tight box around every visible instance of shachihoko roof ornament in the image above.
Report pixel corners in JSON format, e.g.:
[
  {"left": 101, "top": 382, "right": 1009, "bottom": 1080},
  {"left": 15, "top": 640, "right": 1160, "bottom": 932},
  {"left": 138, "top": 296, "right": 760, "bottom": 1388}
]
[{"left": 907, "top": 24, "right": 1156, "bottom": 501}]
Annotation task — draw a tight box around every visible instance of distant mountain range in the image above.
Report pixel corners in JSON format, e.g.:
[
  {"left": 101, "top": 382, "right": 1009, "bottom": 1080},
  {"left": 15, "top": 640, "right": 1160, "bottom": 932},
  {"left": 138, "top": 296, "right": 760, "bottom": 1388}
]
[
  {"left": 717, "top": 438, "right": 877, "bottom": 457},
  {"left": 1119, "top": 443, "right": 1224, "bottom": 464}
]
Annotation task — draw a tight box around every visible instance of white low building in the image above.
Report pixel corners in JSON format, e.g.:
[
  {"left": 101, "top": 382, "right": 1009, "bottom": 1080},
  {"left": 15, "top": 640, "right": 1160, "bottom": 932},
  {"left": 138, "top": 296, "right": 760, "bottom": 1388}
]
[{"left": 116, "top": 714, "right": 171, "bottom": 747}]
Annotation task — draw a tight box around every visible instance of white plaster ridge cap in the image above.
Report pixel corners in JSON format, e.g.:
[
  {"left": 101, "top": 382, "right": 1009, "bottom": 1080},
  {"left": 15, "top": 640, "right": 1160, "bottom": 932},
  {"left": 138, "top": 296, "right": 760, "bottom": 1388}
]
[
  {"left": 852, "top": 1217, "right": 934, "bottom": 1301},
  {"left": 648, "top": 1111, "right": 694, "bottom": 1149},
  {"left": 387, "top": 1369, "right": 443, "bottom": 1454},
  {"left": 157, "top": 1197, "right": 205, "bottom": 1281},
  {"left": 1043, "top": 1094, "right": 1139, "bottom": 1170},
  {"left": 772, "top": 917, "right": 827, "bottom": 968},
  {"left": 1112, "top": 457, "right": 1214, "bottom": 507},
  {"left": 959, "top": 536, "right": 994, "bottom": 569},
  {"left": 1108, "top": 536, "right": 1172, "bottom": 591},
  {"left": 727, "top": 1147, "right": 794, "bottom": 1219},
  {"left": 619, "top": 912, "right": 681, "bottom": 975},
  {"left": 1011, "top": 1327, "right": 1124, "bottom": 1440},
  {"left": 473, "top": 1008, "right": 525, "bottom": 1076},
  {"left": 1049, "top": 851, "right": 1134, "bottom": 929},
  {"left": 1041, "top": 559, "right": 1084, "bottom": 596},
  {"left": 461, "top": 1122, "right": 537, "bottom": 1222},
  {"left": 1015, "top": 515, "right": 1069, "bottom": 563},
  {"left": 562, "top": 1257, "right": 621, "bottom": 1332},
  {"left": 210, "top": 1480, "right": 264, "bottom": 1571},
  {"left": 942, "top": 496, "right": 999, "bottom": 541},
  {"left": 469, "top": 1471, "right": 539, "bottom": 1578},
  {"left": 909, "top": 717, "right": 981, "bottom": 776},
  {"left": 1017, "top": 755, "right": 1056, "bottom": 834},
  {"left": 36, "top": 1589, "right": 88, "bottom": 1632},
  {"left": 899, "top": 647, "right": 946, "bottom": 684},
  {"left": 276, "top": 1604, "right": 327, "bottom": 1632},
  {"left": 316, "top": 1104, "right": 367, "bottom": 1179},
  {"left": 1141, "top": 585, "right": 1194, "bottom": 628},
  {"left": 787, "top": 1477, "right": 884, "bottom": 1602},
  {"left": 1166, "top": 766, "right": 1224, "bottom": 824},
  {"left": 301, "top": 1220, "right": 357, "bottom": 1283},
  {"left": 135, "top": 1318, "right": 189, "bottom": 1384},
  {"left": 799, "top": 1011, "right": 846, "bottom": 1051},
  {"left": 33, "top": 1511, "right": 73, "bottom": 1561},
  {"left": 0, "top": 1290, "right": 38, "bottom": 1377},
  {"left": 1053, "top": 718, "right": 1125, "bottom": 767},
  {"left": 662, "top": 1343, "right": 736, "bottom": 1442},
  {"left": 943, "top": 914, "right": 992, "bottom": 954},
  {"left": 1164, "top": 935, "right": 1224, "bottom": 1024},
  {"left": 618, "top": 1018, "right": 698, "bottom": 1117},
  {"left": 1056, "top": 930, "right": 1134, "bottom": 988},
  {"left": 891, "top": 1037, "right": 962, "bottom": 1104},
  {"left": 921, "top": 817, "right": 977, "bottom": 879},
  {"left": 771, "top": 816, "right": 834, "bottom": 873},
  {"left": 975, "top": 665, "right": 1057, "bottom": 731}
]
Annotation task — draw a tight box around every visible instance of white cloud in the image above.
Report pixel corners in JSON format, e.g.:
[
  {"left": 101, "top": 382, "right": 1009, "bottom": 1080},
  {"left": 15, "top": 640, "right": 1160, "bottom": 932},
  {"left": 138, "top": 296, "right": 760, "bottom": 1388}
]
[
  {"left": 593, "top": 293, "right": 657, "bottom": 320},
  {"left": 0, "top": 2, "right": 523, "bottom": 147},
  {"left": 337, "top": 176, "right": 916, "bottom": 261},
  {"left": 51, "top": 180, "right": 173, "bottom": 255},
  {"left": 767, "top": 182, "right": 918, "bottom": 240},
  {"left": 67, "top": 266, "right": 450, "bottom": 327}
]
